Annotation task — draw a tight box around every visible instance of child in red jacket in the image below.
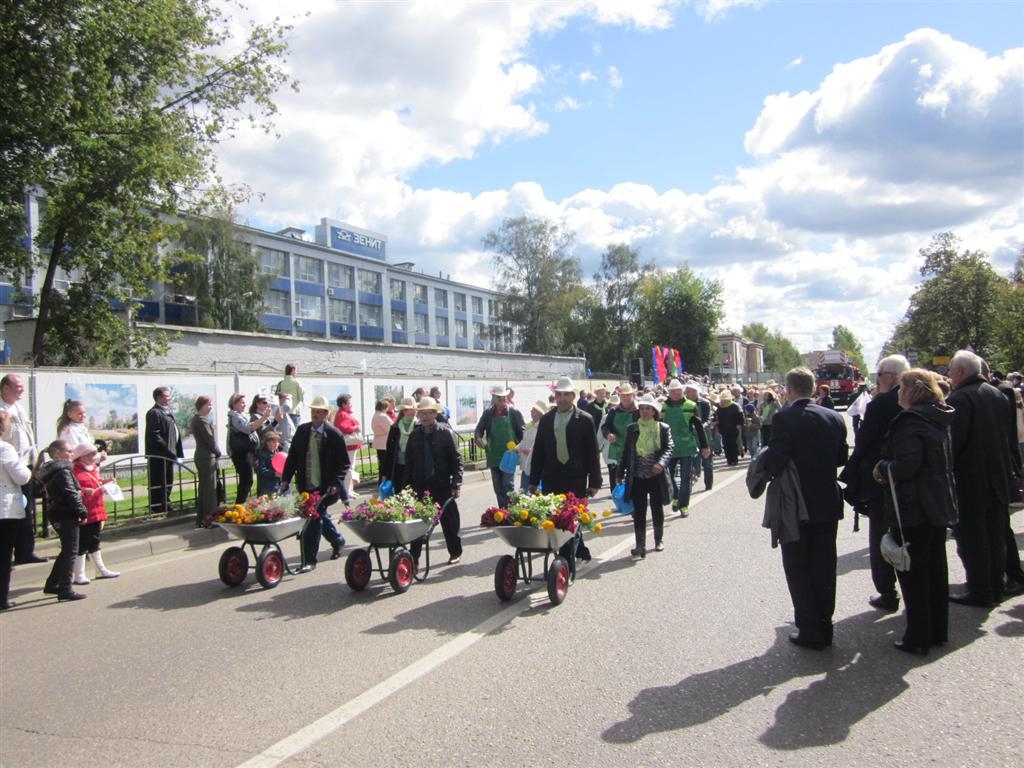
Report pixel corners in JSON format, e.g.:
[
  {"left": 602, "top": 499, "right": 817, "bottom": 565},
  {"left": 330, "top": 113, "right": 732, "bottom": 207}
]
[{"left": 71, "top": 443, "right": 120, "bottom": 584}]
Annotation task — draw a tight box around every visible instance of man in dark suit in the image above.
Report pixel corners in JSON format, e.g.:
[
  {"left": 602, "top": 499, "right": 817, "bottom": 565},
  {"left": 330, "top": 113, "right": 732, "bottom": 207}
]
[
  {"left": 947, "top": 351, "right": 1017, "bottom": 606},
  {"left": 530, "top": 376, "right": 602, "bottom": 561},
  {"left": 839, "top": 354, "right": 909, "bottom": 612},
  {"left": 281, "top": 395, "right": 349, "bottom": 569},
  {"left": 763, "top": 367, "right": 849, "bottom": 650},
  {"left": 145, "top": 386, "right": 184, "bottom": 513}
]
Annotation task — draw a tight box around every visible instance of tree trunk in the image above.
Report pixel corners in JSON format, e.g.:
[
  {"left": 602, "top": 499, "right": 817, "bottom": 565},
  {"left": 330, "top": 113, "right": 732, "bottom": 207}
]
[{"left": 31, "top": 221, "right": 67, "bottom": 366}]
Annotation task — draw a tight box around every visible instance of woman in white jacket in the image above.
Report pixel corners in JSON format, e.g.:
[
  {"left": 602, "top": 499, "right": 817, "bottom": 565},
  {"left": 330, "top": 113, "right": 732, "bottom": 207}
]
[
  {"left": 517, "top": 400, "right": 551, "bottom": 491},
  {"left": 0, "top": 410, "right": 33, "bottom": 610}
]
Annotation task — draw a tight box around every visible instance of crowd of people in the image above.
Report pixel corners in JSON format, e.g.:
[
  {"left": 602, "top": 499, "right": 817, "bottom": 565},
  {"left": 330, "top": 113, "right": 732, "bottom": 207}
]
[{"left": 3, "top": 356, "right": 1022, "bottom": 664}]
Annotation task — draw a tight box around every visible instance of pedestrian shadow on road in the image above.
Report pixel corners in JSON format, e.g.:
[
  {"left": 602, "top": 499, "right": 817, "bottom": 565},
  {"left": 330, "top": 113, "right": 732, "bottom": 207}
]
[
  {"left": 992, "top": 600, "right": 1024, "bottom": 638},
  {"left": 109, "top": 579, "right": 258, "bottom": 611},
  {"left": 602, "top": 610, "right": 986, "bottom": 750},
  {"left": 835, "top": 545, "right": 870, "bottom": 577}
]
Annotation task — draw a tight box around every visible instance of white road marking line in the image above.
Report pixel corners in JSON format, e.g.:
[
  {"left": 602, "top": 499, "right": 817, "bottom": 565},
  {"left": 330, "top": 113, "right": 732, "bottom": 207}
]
[{"left": 234, "top": 465, "right": 749, "bottom": 767}]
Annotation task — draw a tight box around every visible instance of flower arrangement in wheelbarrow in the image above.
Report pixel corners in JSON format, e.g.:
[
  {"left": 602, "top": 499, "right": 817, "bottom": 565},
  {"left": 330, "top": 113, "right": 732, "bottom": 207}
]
[
  {"left": 341, "top": 486, "right": 441, "bottom": 524},
  {"left": 209, "top": 491, "right": 322, "bottom": 525},
  {"left": 480, "top": 491, "right": 608, "bottom": 534}
]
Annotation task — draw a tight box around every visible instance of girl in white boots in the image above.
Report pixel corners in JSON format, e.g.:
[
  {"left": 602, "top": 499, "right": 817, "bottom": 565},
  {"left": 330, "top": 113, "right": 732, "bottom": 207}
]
[{"left": 70, "top": 443, "right": 119, "bottom": 585}]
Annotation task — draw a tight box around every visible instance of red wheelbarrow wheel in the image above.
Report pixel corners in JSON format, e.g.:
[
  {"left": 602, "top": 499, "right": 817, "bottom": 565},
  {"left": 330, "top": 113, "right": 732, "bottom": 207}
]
[
  {"left": 546, "top": 556, "right": 570, "bottom": 605},
  {"left": 218, "top": 546, "right": 249, "bottom": 587},
  {"left": 256, "top": 547, "right": 285, "bottom": 589},
  {"left": 494, "top": 554, "right": 517, "bottom": 601},
  {"left": 345, "top": 549, "right": 372, "bottom": 591},
  {"left": 389, "top": 549, "right": 415, "bottom": 593}
]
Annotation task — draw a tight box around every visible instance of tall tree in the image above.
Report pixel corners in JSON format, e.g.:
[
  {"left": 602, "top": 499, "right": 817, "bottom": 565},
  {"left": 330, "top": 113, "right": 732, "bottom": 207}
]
[
  {"left": 175, "top": 208, "right": 269, "bottom": 332},
  {"left": 0, "top": 0, "right": 295, "bottom": 365},
  {"left": 593, "top": 243, "right": 653, "bottom": 373},
  {"left": 633, "top": 266, "right": 724, "bottom": 374},
  {"left": 561, "top": 286, "right": 617, "bottom": 371},
  {"left": 741, "top": 322, "right": 804, "bottom": 372},
  {"left": 831, "top": 324, "right": 867, "bottom": 372},
  {"left": 990, "top": 246, "right": 1024, "bottom": 371},
  {"left": 483, "top": 217, "right": 584, "bottom": 355},
  {"left": 885, "top": 232, "right": 1007, "bottom": 365}
]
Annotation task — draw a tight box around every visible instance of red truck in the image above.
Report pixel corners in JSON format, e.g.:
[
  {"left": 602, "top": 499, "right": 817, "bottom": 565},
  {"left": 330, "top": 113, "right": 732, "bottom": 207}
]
[{"left": 812, "top": 349, "right": 863, "bottom": 407}]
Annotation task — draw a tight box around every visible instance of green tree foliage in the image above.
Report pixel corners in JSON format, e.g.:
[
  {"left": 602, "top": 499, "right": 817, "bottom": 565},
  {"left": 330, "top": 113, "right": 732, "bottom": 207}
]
[
  {"left": 483, "top": 217, "right": 584, "bottom": 355},
  {"left": 741, "top": 322, "right": 804, "bottom": 372},
  {"left": 561, "top": 286, "right": 615, "bottom": 369},
  {"left": 593, "top": 243, "right": 654, "bottom": 372},
  {"left": 0, "top": 0, "right": 295, "bottom": 365},
  {"left": 990, "top": 247, "right": 1024, "bottom": 371},
  {"left": 633, "top": 266, "right": 724, "bottom": 374},
  {"left": 831, "top": 324, "right": 867, "bottom": 372},
  {"left": 887, "top": 232, "right": 1008, "bottom": 366},
  {"left": 175, "top": 208, "right": 269, "bottom": 332}
]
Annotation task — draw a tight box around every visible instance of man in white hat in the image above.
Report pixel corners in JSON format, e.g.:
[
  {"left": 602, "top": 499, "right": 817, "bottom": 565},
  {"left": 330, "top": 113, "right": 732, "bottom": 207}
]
[
  {"left": 529, "top": 377, "right": 602, "bottom": 561},
  {"left": 281, "top": 395, "right": 350, "bottom": 569},
  {"left": 600, "top": 382, "right": 639, "bottom": 488},
  {"left": 474, "top": 386, "right": 524, "bottom": 509},
  {"left": 714, "top": 389, "right": 744, "bottom": 466},
  {"left": 405, "top": 397, "right": 464, "bottom": 565},
  {"left": 662, "top": 379, "right": 710, "bottom": 517},
  {"left": 580, "top": 384, "right": 611, "bottom": 439}
]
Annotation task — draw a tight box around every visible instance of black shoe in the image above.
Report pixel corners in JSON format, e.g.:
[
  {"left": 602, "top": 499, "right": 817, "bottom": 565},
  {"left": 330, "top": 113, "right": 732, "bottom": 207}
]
[
  {"left": 654, "top": 541, "right": 665, "bottom": 552},
  {"left": 949, "top": 591, "right": 993, "bottom": 607},
  {"left": 868, "top": 594, "right": 900, "bottom": 612},
  {"left": 57, "top": 590, "right": 87, "bottom": 602},
  {"left": 894, "top": 640, "right": 928, "bottom": 656},
  {"left": 630, "top": 546, "right": 646, "bottom": 559},
  {"left": 1003, "top": 579, "right": 1024, "bottom": 597},
  {"left": 298, "top": 563, "right": 317, "bottom": 574},
  {"left": 576, "top": 547, "right": 592, "bottom": 562},
  {"left": 42, "top": 585, "right": 58, "bottom": 595},
  {"left": 14, "top": 555, "right": 47, "bottom": 565},
  {"left": 330, "top": 542, "right": 344, "bottom": 560},
  {"left": 0, "top": 600, "right": 15, "bottom": 610},
  {"left": 788, "top": 631, "right": 826, "bottom": 650}
]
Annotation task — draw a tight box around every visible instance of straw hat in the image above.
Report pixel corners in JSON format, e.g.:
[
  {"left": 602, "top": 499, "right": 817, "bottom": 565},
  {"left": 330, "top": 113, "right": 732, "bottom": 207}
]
[
  {"left": 416, "top": 396, "right": 444, "bottom": 413},
  {"left": 490, "top": 386, "right": 510, "bottom": 398},
  {"left": 531, "top": 399, "right": 553, "bottom": 415},
  {"left": 308, "top": 395, "right": 332, "bottom": 413},
  {"left": 398, "top": 396, "right": 417, "bottom": 411},
  {"left": 553, "top": 376, "right": 575, "bottom": 393},
  {"left": 719, "top": 391, "right": 734, "bottom": 404},
  {"left": 667, "top": 378, "right": 684, "bottom": 392},
  {"left": 617, "top": 383, "right": 636, "bottom": 396},
  {"left": 636, "top": 393, "right": 662, "bottom": 414}
]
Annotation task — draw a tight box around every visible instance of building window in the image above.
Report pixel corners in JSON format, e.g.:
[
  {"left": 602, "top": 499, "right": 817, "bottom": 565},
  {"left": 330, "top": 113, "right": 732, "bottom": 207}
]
[
  {"left": 358, "top": 269, "right": 382, "bottom": 295},
  {"left": 359, "top": 303, "right": 382, "bottom": 327},
  {"left": 413, "top": 284, "right": 428, "bottom": 305},
  {"left": 264, "top": 289, "right": 289, "bottom": 316},
  {"left": 257, "top": 246, "right": 289, "bottom": 277},
  {"left": 455, "top": 318, "right": 467, "bottom": 339},
  {"left": 293, "top": 255, "right": 323, "bottom": 283},
  {"left": 415, "top": 312, "right": 429, "bottom": 334},
  {"left": 329, "top": 298, "right": 355, "bottom": 324},
  {"left": 473, "top": 321, "right": 486, "bottom": 340},
  {"left": 328, "top": 263, "right": 354, "bottom": 289},
  {"left": 471, "top": 296, "right": 483, "bottom": 314},
  {"left": 435, "top": 288, "right": 448, "bottom": 309},
  {"left": 487, "top": 299, "right": 495, "bottom": 317},
  {"left": 454, "top": 292, "right": 466, "bottom": 312},
  {"left": 436, "top": 316, "right": 449, "bottom": 336},
  {"left": 392, "top": 308, "right": 407, "bottom": 331},
  {"left": 389, "top": 278, "right": 406, "bottom": 301},
  {"left": 295, "top": 294, "right": 324, "bottom": 320}
]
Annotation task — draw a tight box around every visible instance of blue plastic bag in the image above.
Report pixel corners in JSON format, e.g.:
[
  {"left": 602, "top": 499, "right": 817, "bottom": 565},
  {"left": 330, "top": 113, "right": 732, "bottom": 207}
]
[
  {"left": 499, "top": 447, "right": 519, "bottom": 474},
  {"left": 378, "top": 479, "right": 394, "bottom": 499},
  {"left": 612, "top": 482, "right": 633, "bottom": 515}
]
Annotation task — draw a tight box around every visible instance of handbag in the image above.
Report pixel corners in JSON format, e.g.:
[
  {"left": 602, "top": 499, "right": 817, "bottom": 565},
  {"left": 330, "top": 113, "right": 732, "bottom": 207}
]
[
  {"left": 881, "top": 465, "right": 911, "bottom": 572},
  {"left": 343, "top": 431, "right": 364, "bottom": 447}
]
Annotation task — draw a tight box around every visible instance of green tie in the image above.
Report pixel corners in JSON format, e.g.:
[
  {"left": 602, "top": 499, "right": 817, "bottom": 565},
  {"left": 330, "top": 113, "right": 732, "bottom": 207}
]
[
  {"left": 555, "top": 411, "right": 569, "bottom": 464},
  {"left": 310, "top": 430, "right": 322, "bottom": 488}
]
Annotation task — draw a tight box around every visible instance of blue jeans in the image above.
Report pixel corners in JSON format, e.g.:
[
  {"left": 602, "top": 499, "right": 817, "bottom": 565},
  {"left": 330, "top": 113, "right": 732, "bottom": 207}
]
[
  {"left": 669, "top": 456, "right": 697, "bottom": 509},
  {"left": 490, "top": 467, "right": 514, "bottom": 508}
]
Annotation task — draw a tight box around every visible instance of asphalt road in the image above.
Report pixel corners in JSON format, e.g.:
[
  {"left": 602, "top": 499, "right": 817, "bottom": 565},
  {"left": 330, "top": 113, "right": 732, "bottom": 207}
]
[{"left": 2, "top": 454, "right": 1022, "bottom": 768}]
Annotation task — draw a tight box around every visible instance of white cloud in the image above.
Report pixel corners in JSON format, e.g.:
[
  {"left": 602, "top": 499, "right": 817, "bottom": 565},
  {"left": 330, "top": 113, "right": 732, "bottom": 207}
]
[
  {"left": 786, "top": 56, "right": 803, "bottom": 69},
  {"left": 580, "top": 69, "right": 598, "bottom": 84},
  {"left": 607, "top": 65, "right": 624, "bottom": 89},
  {"left": 553, "top": 96, "right": 585, "bottom": 112},
  {"left": 693, "top": 0, "right": 766, "bottom": 23}
]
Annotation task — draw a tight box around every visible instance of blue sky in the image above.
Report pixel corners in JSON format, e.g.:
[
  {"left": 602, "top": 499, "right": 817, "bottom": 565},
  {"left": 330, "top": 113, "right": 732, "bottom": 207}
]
[{"left": 222, "top": 1, "right": 1024, "bottom": 363}]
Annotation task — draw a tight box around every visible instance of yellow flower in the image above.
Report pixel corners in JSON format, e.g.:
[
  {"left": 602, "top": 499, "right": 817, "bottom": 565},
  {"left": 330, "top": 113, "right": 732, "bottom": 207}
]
[
  {"left": 580, "top": 512, "right": 591, "bottom": 524},
  {"left": 234, "top": 504, "right": 246, "bottom": 514},
  {"left": 594, "top": 523, "right": 603, "bottom": 534},
  {"left": 529, "top": 516, "right": 537, "bottom": 524},
  {"left": 299, "top": 492, "right": 310, "bottom": 503},
  {"left": 493, "top": 511, "right": 505, "bottom": 523},
  {"left": 540, "top": 519, "right": 555, "bottom": 531},
  {"left": 514, "top": 521, "right": 522, "bottom": 527},
  {"left": 603, "top": 509, "right": 613, "bottom": 517},
  {"left": 519, "top": 510, "right": 529, "bottom": 521},
  {"left": 506, "top": 441, "right": 517, "bottom": 450}
]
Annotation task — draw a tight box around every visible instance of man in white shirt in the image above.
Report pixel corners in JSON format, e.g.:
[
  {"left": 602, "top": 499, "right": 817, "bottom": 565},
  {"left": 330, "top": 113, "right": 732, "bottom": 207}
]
[{"left": 0, "top": 374, "right": 46, "bottom": 564}]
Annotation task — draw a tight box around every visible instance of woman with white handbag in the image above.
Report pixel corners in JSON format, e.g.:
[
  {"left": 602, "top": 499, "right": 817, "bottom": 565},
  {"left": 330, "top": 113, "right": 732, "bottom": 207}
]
[{"left": 873, "top": 369, "right": 958, "bottom": 656}]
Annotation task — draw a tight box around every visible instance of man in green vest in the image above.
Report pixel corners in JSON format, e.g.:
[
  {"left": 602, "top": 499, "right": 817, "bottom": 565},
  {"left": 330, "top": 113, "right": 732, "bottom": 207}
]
[
  {"left": 601, "top": 383, "right": 639, "bottom": 488},
  {"left": 474, "top": 386, "right": 525, "bottom": 508},
  {"left": 662, "top": 379, "right": 711, "bottom": 517}
]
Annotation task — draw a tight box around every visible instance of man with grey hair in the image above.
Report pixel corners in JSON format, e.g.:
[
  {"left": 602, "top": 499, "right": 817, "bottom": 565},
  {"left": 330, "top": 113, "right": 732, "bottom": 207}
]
[
  {"left": 762, "top": 367, "right": 849, "bottom": 649},
  {"left": 947, "top": 350, "right": 1016, "bottom": 607},
  {"left": 840, "top": 354, "right": 909, "bottom": 612}
]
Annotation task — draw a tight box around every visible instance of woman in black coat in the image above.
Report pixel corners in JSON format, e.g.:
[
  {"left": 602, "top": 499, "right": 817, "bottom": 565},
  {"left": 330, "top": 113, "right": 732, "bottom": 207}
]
[
  {"left": 35, "top": 441, "right": 90, "bottom": 601},
  {"left": 873, "top": 369, "right": 958, "bottom": 655},
  {"left": 620, "top": 394, "right": 674, "bottom": 558}
]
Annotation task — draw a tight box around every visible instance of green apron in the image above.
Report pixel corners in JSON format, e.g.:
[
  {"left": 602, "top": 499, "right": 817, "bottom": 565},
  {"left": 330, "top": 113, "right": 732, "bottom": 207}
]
[
  {"left": 662, "top": 399, "right": 698, "bottom": 457},
  {"left": 606, "top": 409, "right": 635, "bottom": 463},
  {"left": 485, "top": 413, "right": 514, "bottom": 469}
]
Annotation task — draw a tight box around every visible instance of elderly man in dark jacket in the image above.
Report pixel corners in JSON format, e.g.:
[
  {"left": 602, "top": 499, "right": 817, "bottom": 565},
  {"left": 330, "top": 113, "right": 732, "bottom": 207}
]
[
  {"left": 946, "top": 350, "right": 1017, "bottom": 607},
  {"left": 839, "top": 354, "right": 909, "bottom": 612},
  {"left": 762, "top": 367, "right": 849, "bottom": 650}
]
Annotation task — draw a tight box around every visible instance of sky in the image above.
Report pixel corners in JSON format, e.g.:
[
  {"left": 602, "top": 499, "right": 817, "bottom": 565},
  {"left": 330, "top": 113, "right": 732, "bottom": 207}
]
[{"left": 216, "top": 0, "right": 1024, "bottom": 366}]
